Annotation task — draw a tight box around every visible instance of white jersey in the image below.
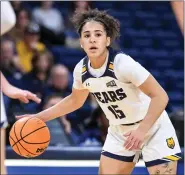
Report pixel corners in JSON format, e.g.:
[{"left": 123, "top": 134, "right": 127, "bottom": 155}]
[{"left": 73, "top": 49, "right": 153, "bottom": 125}]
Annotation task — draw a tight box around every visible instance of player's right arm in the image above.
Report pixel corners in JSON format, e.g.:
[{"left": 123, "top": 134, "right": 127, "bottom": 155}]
[
  {"left": 17, "top": 88, "right": 89, "bottom": 122},
  {"left": 1, "top": 1, "right": 16, "bottom": 36},
  {"left": 16, "top": 60, "right": 89, "bottom": 122}
]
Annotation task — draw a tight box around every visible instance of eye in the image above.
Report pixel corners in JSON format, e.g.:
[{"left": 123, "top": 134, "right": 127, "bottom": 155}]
[
  {"left": 84, "top": 34, "right": 90, "bottom": 38},
  {"left": 96, "top": 33, "right": 102, "bottom": 37}
]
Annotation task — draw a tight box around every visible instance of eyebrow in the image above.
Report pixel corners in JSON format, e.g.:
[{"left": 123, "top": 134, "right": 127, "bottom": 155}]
[{"left": 83, "top": 30, "right": 103, "bottom": 34}]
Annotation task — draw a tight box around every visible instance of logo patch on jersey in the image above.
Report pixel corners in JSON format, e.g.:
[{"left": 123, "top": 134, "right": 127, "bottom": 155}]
[
  {"left": 106, "top": 80, "right": 117, "bottom": 87},
  {"left": 82, "top": 66, "right": 87, "bottom": 74},
  {"left": 109, "top": 63, "right": 114, "bottom": 70},
  {"left": 166, "top": 137, "right": 175, "bottom": 149}
]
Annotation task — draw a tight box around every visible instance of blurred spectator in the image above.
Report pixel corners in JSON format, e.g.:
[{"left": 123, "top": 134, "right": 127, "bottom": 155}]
[
  {"left": 0, "top": 38, "right": 22, "bottom": 84},
  {"left": 10, "top": 1, "right": 24, "bottom": 13},
  {"left": 79, "top": 106, "right": 108, "bottom": 146},
  {"left": 43, "top": 94, "right": 71, "bottom": 134},
  {"left": 8, "top": 8, "right": 31, "bottom": 42},
  {"left": 65, "top": 1, "right": 93, "bottom": 49},
  {"left": 32, "top": 1, "right": 65, "bottom": 35},
  {"left": 32, "top": 1, "right": 66, "bottom": 46},
  {"left": 15, "top": 22, "right": 46, "bottom": 73},
  {"left": 19, "top": 50, "right": 53, "bottom": 101},
  {"left": 44, "top": 64, "right": 72, "bottom": 98}
]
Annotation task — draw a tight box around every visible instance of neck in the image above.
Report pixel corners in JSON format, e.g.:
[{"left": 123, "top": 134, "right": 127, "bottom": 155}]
[{"left": 89, "top": 49, "right": 108, "bottom": 69}]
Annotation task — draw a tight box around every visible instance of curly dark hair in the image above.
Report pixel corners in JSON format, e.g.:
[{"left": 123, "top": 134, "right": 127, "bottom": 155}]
[{"left": 71, "top": 8, "right": 120, "bottom": 42}]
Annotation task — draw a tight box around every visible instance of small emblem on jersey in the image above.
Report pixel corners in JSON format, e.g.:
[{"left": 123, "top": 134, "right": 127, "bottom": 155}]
[
  {"left": 106, "top": 80, "right": 117, "bottom": 87},
  {"left": 166, "top": 137, "right": 175, "bottom": 149},
  {"left": 86, "top": 82, "right": 90, "bottom": 86}
]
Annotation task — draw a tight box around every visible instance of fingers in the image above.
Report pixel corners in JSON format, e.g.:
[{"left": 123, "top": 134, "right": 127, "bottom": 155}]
[
  {"left": 24, "top": 91, "right": 41, "bottom": 104},
  {"left": 124, "top": 131, "right": 143, "bottom": 151},
  {"left": 124, "top": 137, "right": 135, "bottom": 150},
  {"left": 19, "top": 96, "right": 29, "bottom": 103},
  {"left": 123, "top": 131, "right": 131, "bottom": 137},
  {"left": 128, "top": 140, "right": 141, "bottom": 151},
  {"left": 16, "top": 114, "right": 28, "bottom": 120}
]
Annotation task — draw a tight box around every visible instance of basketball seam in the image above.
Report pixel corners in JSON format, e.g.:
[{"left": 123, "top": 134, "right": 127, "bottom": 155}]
[
  {"left": 20, "top": 117, "right": 50, "bottom": 144},
  {"left": 13, "top": 123, "right": 22, "bottom": 156},
  {"left": 21, "top": 126, "right": 50, "bottom": 144},
  {"left": 12, "top": 126, "right": 48, "bottom": 147},
  {"left": 12, "top": 117, "right": 32, "bottom": 147},
  {"left": 13, "top": 121, "right": 37, "bottom": 156}
]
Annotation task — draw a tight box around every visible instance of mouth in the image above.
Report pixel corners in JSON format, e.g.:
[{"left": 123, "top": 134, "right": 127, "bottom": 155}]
[{"left": 89, "top": 46, "right": 98, "bottom": 51}]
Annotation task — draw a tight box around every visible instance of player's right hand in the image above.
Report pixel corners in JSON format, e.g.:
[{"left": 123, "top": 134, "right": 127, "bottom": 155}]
[{"left": 16, "top": 114, "right": 35, "bottom": 121}]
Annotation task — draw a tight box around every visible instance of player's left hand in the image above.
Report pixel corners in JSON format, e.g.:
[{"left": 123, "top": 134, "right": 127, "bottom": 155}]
[
  {"left": 9, "top": 88, "right": 41, "bottom": 104},
  {"left": 123, "top": 129, "right": 146, "bottom": 151}
]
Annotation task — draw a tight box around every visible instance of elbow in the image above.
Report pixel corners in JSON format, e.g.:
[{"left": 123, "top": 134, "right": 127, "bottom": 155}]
[
  {"left": 161, "top": 91, "right": 169, "bottom": 107},
  {"left": 77, "top": 101, "right": 85, "bottom": 109}
]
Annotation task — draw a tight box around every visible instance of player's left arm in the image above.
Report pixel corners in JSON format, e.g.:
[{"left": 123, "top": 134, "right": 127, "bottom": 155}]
[
  {"left": 137, "top": 74, "right": 169, "bottom": 132},
  {"left": 116, "top": 54, "right": 169, "bottom": 150},
  {"left": 124, "top": 74, "right": 169, "bottom": 150}
]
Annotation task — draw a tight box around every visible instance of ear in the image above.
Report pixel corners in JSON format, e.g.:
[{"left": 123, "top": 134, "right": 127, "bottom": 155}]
[
  {"left": 80, "top": 39, "right": 83, "bottom": 48},
  {"left": 106, "top": 37, "right": 111, "bottom": 47}
]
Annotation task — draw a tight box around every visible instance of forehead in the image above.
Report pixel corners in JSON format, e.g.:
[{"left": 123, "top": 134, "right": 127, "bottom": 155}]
[{"left": 81, "top": 21, "right": 105, "bottom": 33}]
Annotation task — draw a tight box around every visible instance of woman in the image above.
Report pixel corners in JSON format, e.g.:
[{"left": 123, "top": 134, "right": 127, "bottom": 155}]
[
  {"left": 1, "top": 2, "right": 41, "bottom": 174},
  {"left": 17, "top": 9, "right": 181, "bottom": 175}
]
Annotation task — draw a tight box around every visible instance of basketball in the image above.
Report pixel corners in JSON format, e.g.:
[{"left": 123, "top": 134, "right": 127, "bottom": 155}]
[{"left": 9, "top": 117, "right": 50, "bottom": 158}]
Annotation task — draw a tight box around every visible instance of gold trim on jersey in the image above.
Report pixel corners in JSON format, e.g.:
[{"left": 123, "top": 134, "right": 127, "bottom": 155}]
[
  {"left": 82, "top": 66, "right": 87, "bottom": 73},
  {"left": 162, "top": 155, "right": 181, "bottom": 161},
  {"left": 109, "top": 63, "right": 114, "bottom": 70}
]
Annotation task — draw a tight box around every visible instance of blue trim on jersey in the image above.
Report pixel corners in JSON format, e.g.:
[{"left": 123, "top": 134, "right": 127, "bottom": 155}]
[
  {"left": 145, "top": 153, "right": 182, "bottom": 167},
  {"left": 82, "top": 48, "right": 123, "bottom": 83},
  {"left": 101, "top": 150, "right": 136, "bottom": 162}
]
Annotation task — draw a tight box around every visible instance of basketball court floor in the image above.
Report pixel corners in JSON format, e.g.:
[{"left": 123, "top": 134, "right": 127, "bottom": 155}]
[{"left": 6, "top": 159, "right": 184, "bottom": 175}]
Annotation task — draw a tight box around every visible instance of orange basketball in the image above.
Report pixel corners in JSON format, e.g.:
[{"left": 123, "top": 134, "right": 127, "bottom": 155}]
[{"left": 9, "top": 117, "right": 50, "bottom": 158}]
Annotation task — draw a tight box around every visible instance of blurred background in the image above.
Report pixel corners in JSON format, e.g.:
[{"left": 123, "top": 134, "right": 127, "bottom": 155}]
[{"left": 1, "top": 1, "right": 184, "bottom": 175}]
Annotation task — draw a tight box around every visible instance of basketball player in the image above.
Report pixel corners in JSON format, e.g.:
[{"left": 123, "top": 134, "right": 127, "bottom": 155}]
[
  {"left": 1, "top": 2, "right": 41, "bottom": 174},
  {"left": 17, "top": 9, "right": 181, "bottom": 174}
]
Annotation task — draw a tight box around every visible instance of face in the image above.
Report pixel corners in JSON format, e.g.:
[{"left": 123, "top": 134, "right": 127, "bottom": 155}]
[
  {"left": 17, "top": 10, "right": 30, "bottom": 28},
  {"left": 41, "top": 1, "right": 53, "bottom": 9},
  {"left": 25, "top": 33, "right": 39, "bottom": 47},
  {"left": 80, "top": 21, "right": 110, "bottom": 59},
  {"left": 51, "top": 66, "right": 69, "bottom": 90},
  {"left": 1, "top": 40, "right": 14, "bottom": 60},
  {"left": 36, "top": 54, "right": 50, "bottom": 72},
  {"left": 75, "top": 1, "right": 89, "bottom": 10}
]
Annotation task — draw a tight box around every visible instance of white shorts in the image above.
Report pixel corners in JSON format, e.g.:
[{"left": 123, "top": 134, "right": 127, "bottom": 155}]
[
  {"left": 102, "top": 111, "right": 182, "bottom": 167},
  {"left": 1, "top": 92, "right": 8, "bottom": 128}
]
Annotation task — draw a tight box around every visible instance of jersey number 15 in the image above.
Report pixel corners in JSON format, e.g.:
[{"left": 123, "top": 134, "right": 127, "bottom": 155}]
[{"left": 108, "top": 105, "right": 126, "bottom": 119}]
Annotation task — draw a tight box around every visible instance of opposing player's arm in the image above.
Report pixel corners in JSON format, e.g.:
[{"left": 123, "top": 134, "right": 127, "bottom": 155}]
[
  {"left": 18, "top": 88, "right": 89, "bottom": 122},
  {"left": 137, "top": 74, "right": 169, "bottom": 133}
]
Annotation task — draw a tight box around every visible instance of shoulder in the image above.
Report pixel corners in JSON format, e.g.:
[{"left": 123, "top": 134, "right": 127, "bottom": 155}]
[
  {"left": 113, "top": 51, "right": 136, "bottom": 69},
  {"left": 73, "top": 58, "right": 86, "bottom": 77}
]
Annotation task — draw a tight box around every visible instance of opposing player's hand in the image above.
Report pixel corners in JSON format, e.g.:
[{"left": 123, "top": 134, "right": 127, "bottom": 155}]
[
  {"left": 9, "top": 88, "right": 41, "bottom": 104},
  {"left": 123, "top": 129, "right": 145, "bottom": 151}
]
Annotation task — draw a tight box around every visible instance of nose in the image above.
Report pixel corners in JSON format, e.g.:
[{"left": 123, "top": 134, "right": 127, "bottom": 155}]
[{"left": 89, "top": 35, "right": 96, "bottom": 43}]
